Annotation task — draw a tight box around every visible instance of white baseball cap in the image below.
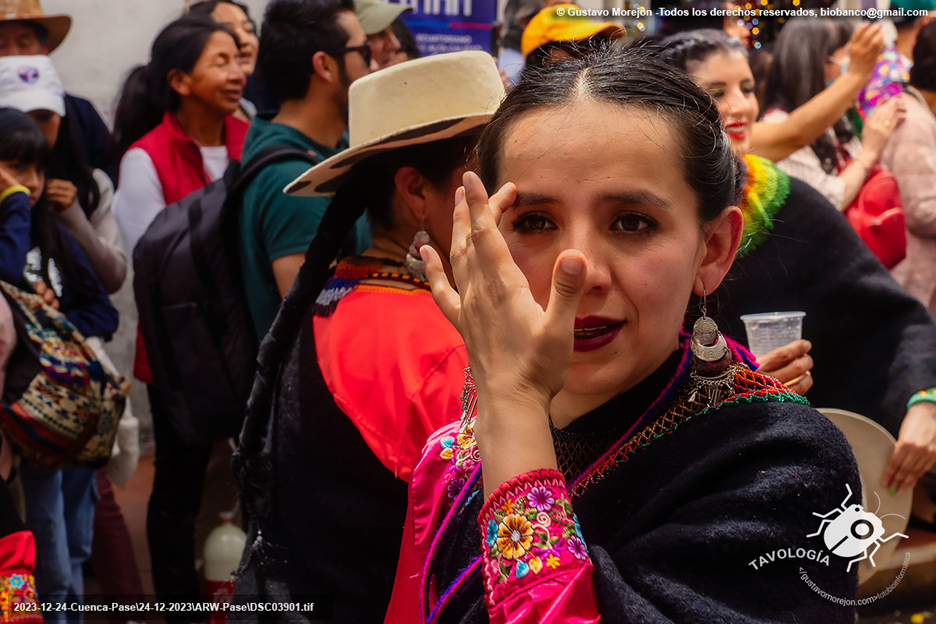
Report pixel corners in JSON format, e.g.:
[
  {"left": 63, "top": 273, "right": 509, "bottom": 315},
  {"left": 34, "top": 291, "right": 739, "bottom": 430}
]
[{"left": 0, "top": 55, "right": 65, "bottom": 117}]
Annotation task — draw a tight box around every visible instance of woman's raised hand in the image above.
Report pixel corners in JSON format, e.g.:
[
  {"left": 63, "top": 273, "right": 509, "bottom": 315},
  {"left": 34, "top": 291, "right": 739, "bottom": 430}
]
[
  {"left": 420, "top": 171, "right": 588, "bottom": 413},
  {"left": 44, "top": 179, "right": 79, "bottom": 213},
  {"left": 0, "top": 164, "right": 20, "bottom": 196},
  {"left": 846, "top": 22, "right": 885, "bottom": 79}
]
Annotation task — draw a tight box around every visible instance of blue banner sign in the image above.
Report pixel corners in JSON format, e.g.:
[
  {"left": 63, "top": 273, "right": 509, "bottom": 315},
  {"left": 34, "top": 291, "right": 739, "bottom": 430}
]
[{"left": 394, "top": 0, "right": 497, "bottom": 55}]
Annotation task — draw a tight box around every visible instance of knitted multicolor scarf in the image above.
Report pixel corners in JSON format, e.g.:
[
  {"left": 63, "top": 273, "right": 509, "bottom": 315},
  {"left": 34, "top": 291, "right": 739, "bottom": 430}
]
[{"left": 736, "top": 155, "right": 791, "bottom": 259}]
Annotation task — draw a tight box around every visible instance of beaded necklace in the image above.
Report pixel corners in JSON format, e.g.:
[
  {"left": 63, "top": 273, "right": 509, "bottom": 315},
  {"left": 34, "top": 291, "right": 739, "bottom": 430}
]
[
  {"left": 312, "top": 256, "right": 430, "bottom": 317},
  {"left": 736, "top": 155, "right": 791, "bottom": 259}
]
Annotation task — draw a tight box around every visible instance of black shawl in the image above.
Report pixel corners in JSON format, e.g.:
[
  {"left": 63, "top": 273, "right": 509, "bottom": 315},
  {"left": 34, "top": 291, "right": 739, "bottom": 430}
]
[{"left": 717, "top": 177, "right": 936, "bottom": 437}]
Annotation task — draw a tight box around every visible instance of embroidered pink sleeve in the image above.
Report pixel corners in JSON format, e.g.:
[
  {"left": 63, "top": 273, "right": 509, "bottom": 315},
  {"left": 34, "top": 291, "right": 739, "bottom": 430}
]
[{"left": 478, "top": 469, "right": 601, "bottom": 623}]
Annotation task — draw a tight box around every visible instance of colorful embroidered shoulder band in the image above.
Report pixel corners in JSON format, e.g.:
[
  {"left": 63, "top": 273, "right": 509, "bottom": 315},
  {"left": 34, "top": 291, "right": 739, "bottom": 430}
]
[
  {"left": 737, "top": 155, "right": 791, "bottom": 259},
  {"left": 312, "top": 256, "right": 429, "bottom": 316}
]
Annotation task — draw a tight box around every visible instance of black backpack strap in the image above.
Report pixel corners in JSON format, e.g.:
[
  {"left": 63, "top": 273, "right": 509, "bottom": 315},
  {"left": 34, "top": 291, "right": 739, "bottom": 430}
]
[
  {"left": 188, "top": 144, "right": 321, "bottom": 336},
  {"left": 228, "top": 144, "right": 321, "bottom": 199}
]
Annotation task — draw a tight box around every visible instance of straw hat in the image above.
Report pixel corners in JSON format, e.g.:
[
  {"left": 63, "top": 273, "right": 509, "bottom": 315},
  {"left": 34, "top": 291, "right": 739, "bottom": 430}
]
[
  {"left": 0, "top": 0, "right": 71, "bottom": 53},
  {"left": 817, "top": 408, "right": 912, "bottom": 584},
  {"left": 286, "top": 51, "right": 505, "bottom": 197},
  {"left": 521, "top": 3, "right": 621, "bottom": 58}
]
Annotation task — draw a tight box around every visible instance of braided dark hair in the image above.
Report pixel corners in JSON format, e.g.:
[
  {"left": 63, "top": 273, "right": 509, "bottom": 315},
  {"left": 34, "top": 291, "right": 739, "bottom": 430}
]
[{"left": 656, "top": 28, "right": 747, "bottom": 74}]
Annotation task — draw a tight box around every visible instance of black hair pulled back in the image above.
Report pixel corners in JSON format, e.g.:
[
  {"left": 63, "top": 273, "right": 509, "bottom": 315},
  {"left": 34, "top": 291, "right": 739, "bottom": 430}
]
[
  {"left": 113, "top": 16, "right": 239, "bottom": 155},
  {"left": 477, "top": 43, "right": 737, "bottom": 225}
]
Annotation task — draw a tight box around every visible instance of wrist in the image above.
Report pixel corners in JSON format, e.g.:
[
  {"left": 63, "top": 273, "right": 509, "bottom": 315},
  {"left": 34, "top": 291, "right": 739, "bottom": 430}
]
[
  {"left": 854, "top": 153, "right": 877, "bottom": 174},
  {"left": 845, "top": 65, "right": 874, "bottom": 81},
  {"left": 0, "top": 185, "right": 29, "bottom": 205}
]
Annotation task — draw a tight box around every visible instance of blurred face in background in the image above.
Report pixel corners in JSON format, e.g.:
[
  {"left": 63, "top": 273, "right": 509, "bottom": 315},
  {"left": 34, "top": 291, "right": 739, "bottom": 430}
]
[
  {"left": 0, "top": 158, "right": 44, "bottom": 206},
  {"left": 170, "top": 30, "right": 246, "bottom": 116},
  {"left": 210, "top": 2, "right": 259, "bottom": 76},
  {"left": 722, "top": 2, "right": 751, "bottom": 48},
  {"left": 368, "top": 25, "right": 401, "bottom": 68},
  {"left": 0, "top": 22, "right": 45, "bottom": 56},
  {"left": 689, "top": 49, "right": 759, "bottom": 155},
  {"left": 27, "top": 110, "right": 61, "bottom": 147}
]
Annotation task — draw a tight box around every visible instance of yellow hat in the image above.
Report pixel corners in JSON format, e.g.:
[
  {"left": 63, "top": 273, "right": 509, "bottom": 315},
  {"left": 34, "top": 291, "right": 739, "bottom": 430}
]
[{"left": 521, "top": 4, "right": 621, "bottom": 58}]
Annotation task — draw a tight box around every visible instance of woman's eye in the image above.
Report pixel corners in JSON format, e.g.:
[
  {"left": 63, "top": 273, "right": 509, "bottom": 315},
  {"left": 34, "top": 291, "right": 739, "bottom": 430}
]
[
  {"left": 512, "top": 213, "right": 555, "bottom": 234},
  {"left": 613, "top": 213, "right": 655, "bottom": 234},
  {"left": 742, "top": 84, "right": 755, "bottom": 94},
  {"left": 708, "top": 89, "right": 725, "bottom": 99}
]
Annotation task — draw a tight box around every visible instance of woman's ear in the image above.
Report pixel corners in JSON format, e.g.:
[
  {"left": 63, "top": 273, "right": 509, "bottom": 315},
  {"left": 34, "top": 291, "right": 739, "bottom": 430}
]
[
  {"left": 394, "top": 166, "right": 427, "bottom": 223},
  {"left": 694, "top": 205, "right": 743, "bottom": 296},
  {"left": 167, "top": 69, "right": 192, "bottom": 98}
]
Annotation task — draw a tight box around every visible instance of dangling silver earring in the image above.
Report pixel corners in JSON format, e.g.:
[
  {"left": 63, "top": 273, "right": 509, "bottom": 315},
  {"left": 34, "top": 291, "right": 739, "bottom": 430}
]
[
  {"left": 687, "top": 288, "right": 735, "bottom": 406},
  {"left": 690, "top": 288, "right": 729, "bottom": 369},
  {"left": 405, "top": 227, "right": 431, "bottom": 282}
]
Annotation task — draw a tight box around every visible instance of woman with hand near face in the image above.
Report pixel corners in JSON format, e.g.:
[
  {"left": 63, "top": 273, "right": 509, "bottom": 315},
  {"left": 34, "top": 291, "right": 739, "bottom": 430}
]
[
  {"left": 0, "top": 55, "right": 126, "bottom": 295},
  {"left": 661, "top": 29, "right": 936, "bottom": 501},
  {"left": 382, "top": 46, "right": 861, "bottom": 624},
  {"left": 761, "top": 18, "right": 905, "bottom": 211},
  {"left": 0, "top": 109, "right": 118, "bottom": 620}
]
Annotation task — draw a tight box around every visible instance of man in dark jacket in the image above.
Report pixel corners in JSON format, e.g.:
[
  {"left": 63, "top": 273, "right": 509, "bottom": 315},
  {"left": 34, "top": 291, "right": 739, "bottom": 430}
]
[{"left": 0, "top": 1, "right": 119, "bottom": 183}]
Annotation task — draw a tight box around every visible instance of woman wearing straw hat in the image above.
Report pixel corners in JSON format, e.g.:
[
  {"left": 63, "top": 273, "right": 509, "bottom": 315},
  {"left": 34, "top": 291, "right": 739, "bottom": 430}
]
[{"left": 233, "top": 50, "right": 505, "bottom": 623}]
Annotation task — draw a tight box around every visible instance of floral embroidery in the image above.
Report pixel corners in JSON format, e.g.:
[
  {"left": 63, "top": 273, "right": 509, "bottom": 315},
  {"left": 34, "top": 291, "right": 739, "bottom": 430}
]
[
  {"left": 567, "top": 535, "right": 589, "bottom": 561},
  {"left": 527, "top": 486, "right": 555, "bottom": 512},
  {"left": 439, "top": 369, "right": 483, "bottom": 505},
  {"left": 486, "top": 519, "right": 498, "bottom": 546},
  {"left": 0, "top": 573, "right": 41, "bottom": 622},
  {"left": 478, "top": 469, "right": 590, "bottom": 606},
  {"left": 446, "top": 477, "right": 466, "bottom": 500},
  {"left": 496, "top": 514, "right": 534, "bottom": 560}
]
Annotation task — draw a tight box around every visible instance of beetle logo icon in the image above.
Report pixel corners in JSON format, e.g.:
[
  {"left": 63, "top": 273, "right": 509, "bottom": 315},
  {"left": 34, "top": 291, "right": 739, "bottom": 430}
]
[{"left": 807, "top": 483, "right": 908, "bottom": 572}]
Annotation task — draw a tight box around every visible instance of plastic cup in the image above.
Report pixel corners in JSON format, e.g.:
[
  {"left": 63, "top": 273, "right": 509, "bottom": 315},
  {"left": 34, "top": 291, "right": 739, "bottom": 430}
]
[{"left": 739, "top": 311, "right": 806, "bottom": 358}]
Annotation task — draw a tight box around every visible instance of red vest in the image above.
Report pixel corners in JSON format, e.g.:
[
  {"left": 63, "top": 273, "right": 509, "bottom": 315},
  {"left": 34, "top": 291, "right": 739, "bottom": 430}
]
[{"left": 129, "top": 112, "right": 248, "bottom": 384}]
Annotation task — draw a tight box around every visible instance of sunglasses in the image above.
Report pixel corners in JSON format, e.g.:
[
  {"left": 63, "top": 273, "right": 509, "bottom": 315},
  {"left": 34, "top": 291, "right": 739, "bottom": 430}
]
[{"left": 329, "top": 42, "right": 373, "bottom": 66}]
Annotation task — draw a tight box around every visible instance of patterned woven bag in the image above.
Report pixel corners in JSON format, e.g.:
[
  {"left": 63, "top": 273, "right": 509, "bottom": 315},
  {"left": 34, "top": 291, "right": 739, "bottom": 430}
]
[{"left": 0, "top": 282, "right": 129, "bottom": 470}]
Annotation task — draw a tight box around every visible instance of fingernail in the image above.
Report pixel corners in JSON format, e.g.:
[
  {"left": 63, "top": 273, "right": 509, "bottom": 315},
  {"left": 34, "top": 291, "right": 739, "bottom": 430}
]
[
  {"left": 560, "top": 255, "right": 584, "bottom": 275},
  {"left": 889, "top": 486, "right": 897, "bottom": 496},
  {"left": 804, "top": 340, "right": 812, "bottom": 351},
  {"left": 455, "top": 187, "right": 465, "bottom": 205},
  {"left": 462, "top": 171, "right": 474, "bottom": 191},
  {"left": 419, "top": 247, "right": 430, "bottom": 262}
]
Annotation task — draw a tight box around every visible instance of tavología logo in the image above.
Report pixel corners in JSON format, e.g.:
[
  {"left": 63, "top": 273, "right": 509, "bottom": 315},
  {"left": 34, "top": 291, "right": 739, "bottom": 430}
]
[
  {"left": 808, "top": 483, "right": 908, "bottom": 572},
  {"left": 749, "top": 483, "right": 907, "bottom": 572}
]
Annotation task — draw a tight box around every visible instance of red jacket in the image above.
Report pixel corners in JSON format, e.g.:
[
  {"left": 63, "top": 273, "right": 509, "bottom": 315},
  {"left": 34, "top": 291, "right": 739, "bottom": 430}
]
[{"left": 129, "top": 112, "right": 248, "bottom": 384}]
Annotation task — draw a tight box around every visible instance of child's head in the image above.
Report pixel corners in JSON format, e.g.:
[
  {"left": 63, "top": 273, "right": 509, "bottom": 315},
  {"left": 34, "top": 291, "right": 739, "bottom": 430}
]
[{"left": 0, "top": 107, "right": 50, "bottom": 207}]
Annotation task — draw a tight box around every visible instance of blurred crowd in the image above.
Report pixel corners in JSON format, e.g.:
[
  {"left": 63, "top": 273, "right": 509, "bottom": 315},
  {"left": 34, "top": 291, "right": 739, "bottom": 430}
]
[{"left": 0, "top": 0, "right": 934, "bottom": 621}]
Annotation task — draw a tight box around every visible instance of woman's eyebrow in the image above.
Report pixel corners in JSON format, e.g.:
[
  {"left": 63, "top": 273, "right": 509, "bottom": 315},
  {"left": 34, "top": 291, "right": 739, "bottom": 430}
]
[
  {"left": 601, "top": 190, "right": 675, "bottom": 211},
  {"left": 512, "top": 192, "right": 558, "bottom": 208}
]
